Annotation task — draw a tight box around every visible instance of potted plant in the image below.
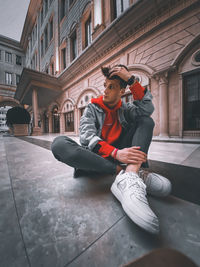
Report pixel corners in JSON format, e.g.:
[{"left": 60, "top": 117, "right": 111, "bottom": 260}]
[{"left": 6, "top": 106, "right": 31, "bottom": 136}]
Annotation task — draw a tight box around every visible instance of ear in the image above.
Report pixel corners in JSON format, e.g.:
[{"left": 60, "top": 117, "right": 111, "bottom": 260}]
[{"left": 120, "top": 88, "right": 125, "bottom": 96}]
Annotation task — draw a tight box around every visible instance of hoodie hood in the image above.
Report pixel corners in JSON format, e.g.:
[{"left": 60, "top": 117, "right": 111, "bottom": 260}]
[{"left": 91, "top": 96, "right": 122, "bottom": 112}]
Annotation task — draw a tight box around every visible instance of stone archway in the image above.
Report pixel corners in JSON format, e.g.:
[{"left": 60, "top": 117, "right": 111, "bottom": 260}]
[
  {"left": 76, "top": 87, "right": 100, "bottom": 113},
  {"left": 76, "top": 87, "right": 100, "bottom": 134},
  {"left": 0, "top": 98, "right": 21, "bottom": 132},
  {"left": 61, "top": 99, "right": 75, "bottom": 133}
]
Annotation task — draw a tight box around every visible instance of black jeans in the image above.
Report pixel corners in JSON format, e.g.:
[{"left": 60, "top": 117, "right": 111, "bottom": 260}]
[{"left": 51, "top": 116, "right": 155, "bottom": 175}]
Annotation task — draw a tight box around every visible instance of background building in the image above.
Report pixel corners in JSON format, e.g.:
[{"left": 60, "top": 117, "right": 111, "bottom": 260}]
[
  {"left": 0, "top": 35, "right": 25, "bottom": 131},
  {"left": 4, "top": 0, "right": 200, "bottom": 139}
]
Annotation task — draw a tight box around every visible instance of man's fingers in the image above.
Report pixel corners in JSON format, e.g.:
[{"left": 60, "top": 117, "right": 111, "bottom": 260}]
[
  {"left": 129, "top": 149, "right": 147, "bottom": 158},
  {"left": 109, "top": 71, "right": 120, "bottom": 77},
  {"left": 129, "top": 147, "right": 147, "bottom": 156}
]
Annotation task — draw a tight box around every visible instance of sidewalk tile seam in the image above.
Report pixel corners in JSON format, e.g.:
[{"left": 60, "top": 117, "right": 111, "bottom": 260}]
[
  {"left": 4, "top": 138, "right": 32, "bottom": 267},
  {"left": 64, "top": 215, "right": 125, "bottom": 267}
]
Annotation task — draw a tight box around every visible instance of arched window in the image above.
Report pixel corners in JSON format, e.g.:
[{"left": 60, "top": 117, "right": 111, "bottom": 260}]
[{"left": 62, "top": 100, "right": 75, "bottom": 132}]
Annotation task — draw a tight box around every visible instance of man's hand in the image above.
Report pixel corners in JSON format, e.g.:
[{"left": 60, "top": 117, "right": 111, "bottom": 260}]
[
  {"left": 109, "top": 66, "right": 131, "bottom": 82},
  {"left": 115, "top": 146, "right": 147, "bottom": 164}
]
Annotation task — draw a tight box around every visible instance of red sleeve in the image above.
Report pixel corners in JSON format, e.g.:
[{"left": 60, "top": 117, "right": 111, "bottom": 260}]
[
  {"left": 129, "top": 81, "right": 145, "bottom": 100},
  {"left": 98, "top": 141, "right": 115, "bottom": 158}
]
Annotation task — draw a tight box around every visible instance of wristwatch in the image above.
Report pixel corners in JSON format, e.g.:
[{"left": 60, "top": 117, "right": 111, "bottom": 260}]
[{"left": 127, "top": 75, "right": 135, "bottom": 85}]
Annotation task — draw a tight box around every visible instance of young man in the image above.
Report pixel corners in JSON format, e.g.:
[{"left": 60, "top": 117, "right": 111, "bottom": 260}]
[{"left": 51, "top": 64, "right": 171, "bottom": 234}]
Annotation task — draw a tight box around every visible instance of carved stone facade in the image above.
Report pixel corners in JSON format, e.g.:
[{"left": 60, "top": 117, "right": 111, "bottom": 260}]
[{"left": 14, "top": 0, "right": 200, "bottom": 138}]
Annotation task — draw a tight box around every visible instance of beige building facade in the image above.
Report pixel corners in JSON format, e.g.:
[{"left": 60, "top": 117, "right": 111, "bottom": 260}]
[{"left": 14, "top": 0, "right": 200, "bottom": 139}]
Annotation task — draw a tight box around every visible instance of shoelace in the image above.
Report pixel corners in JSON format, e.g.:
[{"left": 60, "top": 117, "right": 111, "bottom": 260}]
[
  {"left": 124, "top": 173, "right": 146, "bottom": 197},
  {"left": 138, "top": 170, "right": 149, "bottom": 183}
]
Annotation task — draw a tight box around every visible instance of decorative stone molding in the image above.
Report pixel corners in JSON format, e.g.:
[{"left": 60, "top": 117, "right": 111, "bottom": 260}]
[{"left": 191, "top": 49, "right": 200, "bottom": 66}]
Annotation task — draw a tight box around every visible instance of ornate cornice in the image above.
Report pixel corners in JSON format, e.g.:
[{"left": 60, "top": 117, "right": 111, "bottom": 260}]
[{"left": 59, "top": 0, "right": 200, "bottom": 89}]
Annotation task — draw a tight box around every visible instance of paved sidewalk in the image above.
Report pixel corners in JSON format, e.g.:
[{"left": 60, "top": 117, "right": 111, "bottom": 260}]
[
  {"left": 24, "top": 133, "right": 200, "bottom": 169},
  {"left": 1, "top": 134, "right": 200, "bottom": 267}
]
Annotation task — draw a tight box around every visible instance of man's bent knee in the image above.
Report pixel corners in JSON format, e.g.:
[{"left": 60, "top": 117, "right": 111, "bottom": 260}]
[{"left": 138, "top": 116, "right": 155, "bottom": 129}]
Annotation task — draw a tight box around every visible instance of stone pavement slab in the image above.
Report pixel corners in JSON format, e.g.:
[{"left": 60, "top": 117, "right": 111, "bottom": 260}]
[
  {"left": 1, "top": 136, "right": 200, "bottom": 267},
  {"left": 3, "top": 136, "right": 124, "bottom": 267},
  {"left": 0, "top": 136, "right": 29, "bottom": 267},
  {"left": 23, "top": 133, "right": 200, "bottom": 169}
]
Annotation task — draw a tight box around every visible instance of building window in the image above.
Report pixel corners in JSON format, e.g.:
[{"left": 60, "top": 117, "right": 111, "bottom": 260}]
[
  {"left": 44, "top": 0, "right": 48, "bottom": 15},
  {"left": 16, "top": 74, "right": 21, "bottom": 85},
  {"left": 32, "top": 24, "right": 37, "bottom": 45},
  {"left": 85, "top": 15, "right": 92, "bottom": 48},
  {"left": 5, "top": 52, "right": 12, "bottom": 63},
  {"left": 70, "top": 30, "right": 77, "bottom": 61},
  {"left": 51, "top": 62, "right": 54, "bottom": 75},
  {"left": 49, "top": 18, "right": 53, "bottom": 41},
  {"left": 69, "top": 0, "right": 75, "bottom": 6},
  {"left": 60, "top": 0, "right": 66, "bottom": 21},
  {"left": 61, "top": 47, "right": 66, "bottom": 70},
  {"left": 111, "top": 0, "right": 129, "bottom": 20},
  {"left": 65, "top": 111, "right": 74, "bottom": 132},
  {"left": 35, "top": 53, "right": 37, "bottom": 69},
  {"left": 183, "top": 71, "right": 200, "bottom": 130},
  {"left": 80, "top": 107, "right": 85, "bottom": 117},
  {"left": 41, "top": 6, "right": 44, "bottom": 25},
  {"left": 5, "top": 72, "right": 12, "bottom": 85},
  {"left": 194, "top": 51, "right": 200, "bottom": 62},
  {"left": 94, "top": 0, "right": 102, "bottom": 27},
  {"left": 44, "top": 26, "right": 48, "bottom": 50},
  {"left": 16, "top": 55, "right": 22, "bottom": 65},
  {"left": 41, "top": 37, "right": 44, "bottom": 57}
]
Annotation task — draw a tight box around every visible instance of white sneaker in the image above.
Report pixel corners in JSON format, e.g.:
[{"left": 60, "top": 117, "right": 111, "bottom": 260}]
[
  {"left": 111, "top": 170, "right": 159, "bottom": 234},
  {"left": 138, "top": 169, "right": 172, "bottom": 197}
]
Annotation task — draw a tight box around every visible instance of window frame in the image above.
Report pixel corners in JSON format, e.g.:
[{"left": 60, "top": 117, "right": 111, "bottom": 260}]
[
  {"left": 70, "top": 29, "right": 77, "bottom": 62},
  {"left": 49, "top": 16, "right": 54, "bottom": 41},
  {"left": 64, "top": 111, "right": 74, "bottom": 132},
  {"left": 5, "top": 72, "right": 12, "bottom": 85},
  {"left": 59, "top": 40, "right": 67, "bottom": 71},
  {"left": 44, "top": 25, "right": 48, "bottom": 51},
  {"left": 60, "top": 0, "right": 66, "bottom": 22},
  {"left": 81, "top": 4, "right": 92, "bottom": 50},
  {"left": 16, "top": 55, "right": 22, "bottom": 66},
  {"left": 41, "top": 35, "right": 44, "bottom": 57},
  {"left": 5, "top": 51, "right": 12, "bottom": 63},
  {"left": 16, "top": 74, "right": 21, "bottom": 85},
  {"left": 183, "top": 70, "right": 200, "bottom": 131}
]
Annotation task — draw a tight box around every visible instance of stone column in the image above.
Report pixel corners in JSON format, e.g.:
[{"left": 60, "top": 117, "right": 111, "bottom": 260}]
[
  {"left": 74, "top": 106, "right": 79, "bottom": 135},
  {"left": 48, "top": 112, "right": 53, "bottom": 133},
  {"left": 32, "top": 88, "right": 42, "bottom": 135},
  {"left": 159, "top": 74, "right": 169, "bottom": 137},
  {"left": 60, "top": 113, "right": 65, "bottom": 134}
]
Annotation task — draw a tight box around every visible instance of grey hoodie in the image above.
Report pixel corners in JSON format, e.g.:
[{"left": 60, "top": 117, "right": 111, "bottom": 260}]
[{"left": 79, "top": 90, "right": 154, "bottom": 151}]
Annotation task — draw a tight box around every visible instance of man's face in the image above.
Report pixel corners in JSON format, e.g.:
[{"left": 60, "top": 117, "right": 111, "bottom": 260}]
[{"left": 103, "top": 78, "right": 124, "bottom": 107}]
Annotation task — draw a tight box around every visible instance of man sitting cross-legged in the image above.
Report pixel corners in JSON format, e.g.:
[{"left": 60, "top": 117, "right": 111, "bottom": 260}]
[{"left": 51, "top": 64, "right": 171, "bottom": 234}]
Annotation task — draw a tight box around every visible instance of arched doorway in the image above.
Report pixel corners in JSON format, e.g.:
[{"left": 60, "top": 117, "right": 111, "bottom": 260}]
[
  {"left": 52, "top": 105, "right": 60, "bottom": 133},
  {"left": 77, "top": 88, "right": 100, "bottom": 121},
  {"left": 0, "top": 99, "right": 21, "bottom": 133},
  {"left": 43, "top": 111, "right": 49, "bottom": 133},
  {"left": 61, "top": 99, "right": 75, "bottom": 132}
]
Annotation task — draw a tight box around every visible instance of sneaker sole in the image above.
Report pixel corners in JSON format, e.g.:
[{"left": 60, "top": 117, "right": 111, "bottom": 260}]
[{"left": 111, "top": 182, "right": 159, "bottom": 234}]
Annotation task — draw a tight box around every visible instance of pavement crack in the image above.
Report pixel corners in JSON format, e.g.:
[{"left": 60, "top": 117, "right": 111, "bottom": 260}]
[{"left": 64, "top": 215, "right": 125, "bottom": 267}]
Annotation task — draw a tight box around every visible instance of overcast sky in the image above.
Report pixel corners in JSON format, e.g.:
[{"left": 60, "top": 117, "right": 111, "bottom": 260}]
[{"left": 0, "top": 0, "right": 30, "bottom": 41}]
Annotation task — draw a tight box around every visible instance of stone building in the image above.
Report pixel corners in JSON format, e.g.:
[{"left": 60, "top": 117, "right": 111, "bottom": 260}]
[
  {"left": 14, "top": 0, "right": 200, "bottom": 139},
  {"left": 0, "top": 35, "right": 24, "bottom": 127}
]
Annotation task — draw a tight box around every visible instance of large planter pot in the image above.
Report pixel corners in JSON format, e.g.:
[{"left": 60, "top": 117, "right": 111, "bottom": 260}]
[{"left": 13, "top": 124, "right": 29, "bottom": 136}]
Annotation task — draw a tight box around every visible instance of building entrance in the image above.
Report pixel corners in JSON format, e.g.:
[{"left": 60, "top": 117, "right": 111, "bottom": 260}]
[
  {"left": 43, "top": 111, "right": 49, "bottom": 133},
  {"left": 52, "top": 106, "right": 60, "bottom": 133}
]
